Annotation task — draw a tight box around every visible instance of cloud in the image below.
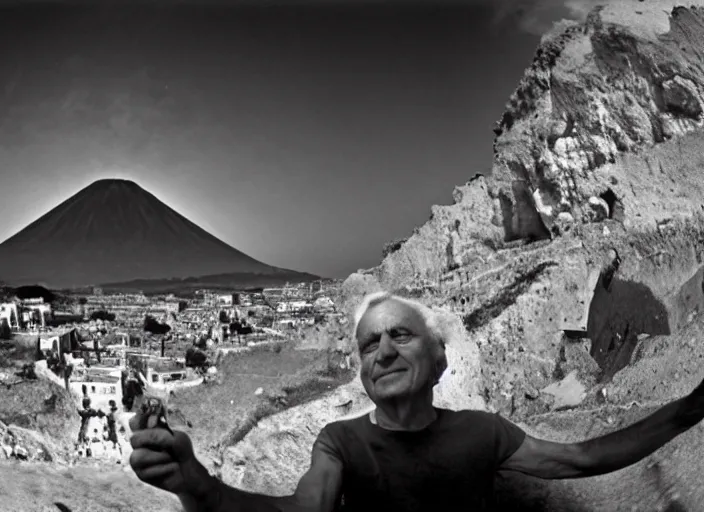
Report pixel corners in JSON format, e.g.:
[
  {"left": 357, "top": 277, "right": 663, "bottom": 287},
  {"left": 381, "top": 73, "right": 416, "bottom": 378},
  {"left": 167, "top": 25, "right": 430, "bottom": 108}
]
[{"left": 489, "top": 0, "right": 603, "bottom": 35}]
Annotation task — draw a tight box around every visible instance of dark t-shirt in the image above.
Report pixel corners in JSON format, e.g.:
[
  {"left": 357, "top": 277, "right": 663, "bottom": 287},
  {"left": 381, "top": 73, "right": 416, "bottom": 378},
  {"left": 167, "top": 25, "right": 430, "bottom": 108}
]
[{"left": 315, "top": 408, "right": 526, "bottom": 512}]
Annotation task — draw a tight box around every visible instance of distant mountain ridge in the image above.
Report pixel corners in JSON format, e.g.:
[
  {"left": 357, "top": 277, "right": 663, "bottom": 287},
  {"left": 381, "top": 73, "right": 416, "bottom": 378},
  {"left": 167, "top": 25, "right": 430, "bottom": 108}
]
[{"left": 0, "top": 178, "right": 318, "bottom": 289}]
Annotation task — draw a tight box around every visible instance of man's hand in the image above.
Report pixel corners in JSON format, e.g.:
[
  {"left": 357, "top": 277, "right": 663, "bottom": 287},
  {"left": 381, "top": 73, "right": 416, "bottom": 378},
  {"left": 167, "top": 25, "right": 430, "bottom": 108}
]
[{"left": 129, "top": 413, "right": 216, "bottom": 501}]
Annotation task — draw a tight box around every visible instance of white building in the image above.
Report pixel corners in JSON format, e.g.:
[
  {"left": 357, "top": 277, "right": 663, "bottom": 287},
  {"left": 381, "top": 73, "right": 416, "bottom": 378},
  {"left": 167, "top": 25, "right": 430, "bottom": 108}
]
[
  {"left": 314, "top": 296, "right": 335, "bottom": 311},
  {"left": 276, "top": 300, "right": 312, "bottom": 314},
  {"left": 217, "top": 294, "right": 233, "bottom": 306},
  {"left": 0, "top": 302, "right": 19, "bottom": 330},
  {"left": 70, "top": 372, "right": 123, "bottom": 412}
]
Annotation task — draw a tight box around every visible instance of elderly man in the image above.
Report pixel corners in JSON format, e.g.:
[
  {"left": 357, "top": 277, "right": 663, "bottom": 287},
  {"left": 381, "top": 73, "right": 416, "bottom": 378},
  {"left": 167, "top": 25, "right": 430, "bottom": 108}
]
[{"left": 130, "top": 291, "right": 704, "bottom": 511}]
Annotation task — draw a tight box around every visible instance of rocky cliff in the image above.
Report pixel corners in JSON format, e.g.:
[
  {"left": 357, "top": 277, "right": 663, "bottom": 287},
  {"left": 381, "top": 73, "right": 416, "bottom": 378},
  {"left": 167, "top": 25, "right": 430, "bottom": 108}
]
[{"left": 208, "top": 3, "right": 704, "bottom": 510}]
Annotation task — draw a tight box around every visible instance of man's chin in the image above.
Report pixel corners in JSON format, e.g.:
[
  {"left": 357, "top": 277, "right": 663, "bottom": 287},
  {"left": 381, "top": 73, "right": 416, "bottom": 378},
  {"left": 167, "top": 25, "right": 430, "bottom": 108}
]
[{"left": 371, "top": 380, "right": 411, "bottom": 400}]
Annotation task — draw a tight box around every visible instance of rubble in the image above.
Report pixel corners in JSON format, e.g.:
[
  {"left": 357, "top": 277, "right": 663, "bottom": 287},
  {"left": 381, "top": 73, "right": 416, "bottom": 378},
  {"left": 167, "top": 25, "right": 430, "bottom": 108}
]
[{"left": 0, "top": 421, "right": 59, "bottom": 463}]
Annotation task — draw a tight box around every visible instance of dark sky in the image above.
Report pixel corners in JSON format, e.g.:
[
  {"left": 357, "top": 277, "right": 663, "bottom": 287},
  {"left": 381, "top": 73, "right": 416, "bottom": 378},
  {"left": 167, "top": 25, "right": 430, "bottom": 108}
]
[{"left": 0, "top": 1, "right": 581, "bottom": 279}]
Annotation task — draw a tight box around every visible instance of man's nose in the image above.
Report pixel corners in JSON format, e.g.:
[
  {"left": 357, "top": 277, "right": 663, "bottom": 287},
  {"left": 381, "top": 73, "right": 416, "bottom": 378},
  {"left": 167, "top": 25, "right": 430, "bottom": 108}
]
[{"left": 376, "top": 334, "right": 397, "bottom": 360}]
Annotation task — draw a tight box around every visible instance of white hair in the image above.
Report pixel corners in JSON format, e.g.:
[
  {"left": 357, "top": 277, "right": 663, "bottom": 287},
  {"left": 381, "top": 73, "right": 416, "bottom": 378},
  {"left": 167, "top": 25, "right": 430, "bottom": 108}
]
[{"left": 352, "top": 291, "right": 448, "bottom": 385}]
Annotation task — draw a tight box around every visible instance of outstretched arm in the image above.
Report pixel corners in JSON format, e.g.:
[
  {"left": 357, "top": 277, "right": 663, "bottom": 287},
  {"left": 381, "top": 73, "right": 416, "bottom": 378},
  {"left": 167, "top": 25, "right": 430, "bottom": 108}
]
[
  {"left": 500, "top": 379, "right": 704, "bottom": 479},
  {"left": 131, "top": 421, "right": 344, "bottom": 512},
  {"left": 179, "top": 441, "right": 343, "bottom": 512}
]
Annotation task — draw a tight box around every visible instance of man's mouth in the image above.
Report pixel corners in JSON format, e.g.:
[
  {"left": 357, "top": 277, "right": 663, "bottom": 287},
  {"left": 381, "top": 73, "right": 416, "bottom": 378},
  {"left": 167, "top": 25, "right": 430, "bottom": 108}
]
[{"left": 374, "top": 369, "right": 406, "bottom": 381}]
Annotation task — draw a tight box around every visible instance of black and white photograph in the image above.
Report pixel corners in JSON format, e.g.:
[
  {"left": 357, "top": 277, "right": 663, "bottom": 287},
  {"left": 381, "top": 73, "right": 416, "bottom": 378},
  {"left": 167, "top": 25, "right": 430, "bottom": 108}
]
[{"left": 1, "top": 0, "right": 704, "bottom": 510}]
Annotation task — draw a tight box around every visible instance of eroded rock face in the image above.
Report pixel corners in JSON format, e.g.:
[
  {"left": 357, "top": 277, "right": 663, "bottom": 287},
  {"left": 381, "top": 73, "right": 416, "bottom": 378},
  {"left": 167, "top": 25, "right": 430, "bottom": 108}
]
[
  {"left": 369, "top": 176, "right": 504, "bottom": 292},
  {"left": 0, "top": 422, "right": 56, "bottom": 463},
  {"left": 493, "top": 2, "right": 704, "bottom": 240}
]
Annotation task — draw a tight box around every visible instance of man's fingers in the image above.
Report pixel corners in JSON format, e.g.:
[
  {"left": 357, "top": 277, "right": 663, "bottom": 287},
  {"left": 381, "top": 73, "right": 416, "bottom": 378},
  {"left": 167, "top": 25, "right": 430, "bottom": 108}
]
[
  {"left": 137, "top": 461, "right": 181, "bottom": 482},
  {"left": 129, "top": 412, "right": 145, "bottom": 432},
  {"left": 129, "top": 449, "right": 174, "bottom": 470},
  {"left": 130, "top": 427, "right": 175, "bottom": 450}
]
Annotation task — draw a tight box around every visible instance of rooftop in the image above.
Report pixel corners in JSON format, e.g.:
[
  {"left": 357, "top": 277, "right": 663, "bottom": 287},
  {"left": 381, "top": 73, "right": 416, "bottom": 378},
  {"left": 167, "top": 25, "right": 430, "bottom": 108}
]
[
  {"left": 73, "top": 374, "right": 120, "bottom": 384},
  {"left": 40, "top": 326, "right": 77, "bottom": 338}
]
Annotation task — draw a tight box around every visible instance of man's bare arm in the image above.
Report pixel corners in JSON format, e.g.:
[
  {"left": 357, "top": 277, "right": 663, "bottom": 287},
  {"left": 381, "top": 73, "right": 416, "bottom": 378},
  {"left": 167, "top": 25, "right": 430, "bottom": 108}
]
[
  {"left": 180, "top": 441, "right": 344, "bottom": 512},
  {"left": 498, "top": 435, "right": 585, "bottom": 479},
  {"left": 501, "top": 394, "right": 703, "bottom": 479},
  {"left": 574, "top": 396, "right": 697, "bottom": 477}
]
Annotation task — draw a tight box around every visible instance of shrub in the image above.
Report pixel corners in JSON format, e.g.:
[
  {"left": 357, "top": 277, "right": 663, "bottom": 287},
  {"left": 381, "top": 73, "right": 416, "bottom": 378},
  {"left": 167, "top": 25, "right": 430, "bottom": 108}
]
[
  {"left": 144, "top": 315, "right": 171, "bottom": 335},
  {"left": 382, "top": 237, "right": 408, "bottom": 258},
  {"left": 185, "top": 347, "right": 208, "bottom": 368},
  {"left": 90, "top": 310, "right": 115, "bottom": 322}
]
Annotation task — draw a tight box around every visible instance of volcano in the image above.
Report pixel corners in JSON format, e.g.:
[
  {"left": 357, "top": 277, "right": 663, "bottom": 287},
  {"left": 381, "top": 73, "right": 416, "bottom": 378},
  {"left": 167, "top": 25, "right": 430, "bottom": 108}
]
[{"left": 0, "top": 179, "right": 318, "bottom": 290}]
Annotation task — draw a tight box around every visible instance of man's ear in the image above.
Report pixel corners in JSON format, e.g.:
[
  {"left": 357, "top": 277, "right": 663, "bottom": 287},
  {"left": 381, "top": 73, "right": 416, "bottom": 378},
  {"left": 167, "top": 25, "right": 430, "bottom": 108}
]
[{"left": 434, "top": 337, "right": 448, "bottom": 384}]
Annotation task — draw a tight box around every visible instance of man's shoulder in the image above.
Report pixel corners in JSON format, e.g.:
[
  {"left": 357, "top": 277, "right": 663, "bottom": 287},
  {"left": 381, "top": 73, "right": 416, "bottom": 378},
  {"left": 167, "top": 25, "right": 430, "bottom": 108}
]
[
  {"left": 435, "top": 408, "right": 517, "bottom": 435},
  {"left": 437, "top": 407, "right": 499, "bottom": 423},
  {"left": 324, "top": 409, "right": 371, "bottom": 434},
  {"left": 314, "top": 411, "right": 371, "bottom": 459},
  {"left": 318, "top": 407, "right": 504, "bottom": 434}
]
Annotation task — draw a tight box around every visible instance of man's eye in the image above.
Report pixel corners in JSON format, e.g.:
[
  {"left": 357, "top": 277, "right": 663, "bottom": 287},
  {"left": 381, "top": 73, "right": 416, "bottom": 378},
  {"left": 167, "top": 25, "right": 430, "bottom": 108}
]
[
  {"left": 391, "top": 331, "right": 411, "bottom": 341},
  {"left": 362, "top": 341, "right": 379, "bottom": 353}
]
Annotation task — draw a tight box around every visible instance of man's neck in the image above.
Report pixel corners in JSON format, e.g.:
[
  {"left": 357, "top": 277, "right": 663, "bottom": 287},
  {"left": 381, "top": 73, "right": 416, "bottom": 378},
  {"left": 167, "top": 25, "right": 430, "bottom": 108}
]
[{"left": 372, "top": 394, "right": 436, "bottom": 431}]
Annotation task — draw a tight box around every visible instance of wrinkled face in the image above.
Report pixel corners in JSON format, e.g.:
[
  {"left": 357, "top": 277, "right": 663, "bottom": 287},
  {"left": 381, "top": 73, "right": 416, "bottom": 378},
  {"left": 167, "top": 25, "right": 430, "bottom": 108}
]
[{"left": 356, "top": 299, "right": 436, "bottom": 402}]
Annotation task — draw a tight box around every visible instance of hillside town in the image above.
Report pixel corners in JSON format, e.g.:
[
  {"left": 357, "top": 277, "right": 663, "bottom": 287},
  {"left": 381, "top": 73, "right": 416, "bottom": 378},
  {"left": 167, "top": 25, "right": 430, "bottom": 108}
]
[{"left": 0, "top": 279, "right": 340, "bottom": 463}]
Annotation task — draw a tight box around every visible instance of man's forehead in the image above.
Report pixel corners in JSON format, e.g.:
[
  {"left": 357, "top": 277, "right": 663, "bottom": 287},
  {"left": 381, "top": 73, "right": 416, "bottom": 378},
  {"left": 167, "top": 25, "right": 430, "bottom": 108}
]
[{"left": 357, "top": 299, "right": 424, "bottom": 334}]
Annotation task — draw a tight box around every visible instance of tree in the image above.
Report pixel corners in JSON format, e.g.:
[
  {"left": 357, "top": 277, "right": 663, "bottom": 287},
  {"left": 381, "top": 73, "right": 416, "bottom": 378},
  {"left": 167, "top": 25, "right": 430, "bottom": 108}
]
[
  {"left": 185, "top": 347, "right": 208, "bottom": 368},
  {"left": 230, "top": 320, "right": 253, "bottom": 336},
  {"left": 0, "top": 286, "right": 13, "bottom": 302},
  {"left": 129, "top": 334, "right": 142, "bottom": 347},
  {"left": 0, "top": 319, "right": 11, "bottom": 340},
  {"left": 14, "top": 285, "right": 56, "bottom": 303},
  {"left": 90, "top": 310, "right": 116, "bottom": 322},
  {"left": 144, "top": 315, "right": 171, "bottom": 335}
]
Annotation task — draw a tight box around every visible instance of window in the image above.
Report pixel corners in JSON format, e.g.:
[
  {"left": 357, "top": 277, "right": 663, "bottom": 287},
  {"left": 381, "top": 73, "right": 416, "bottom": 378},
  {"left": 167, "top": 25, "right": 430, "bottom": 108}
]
[{"left": 152, "top": 374, "right": 159, "bottom": 383}]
